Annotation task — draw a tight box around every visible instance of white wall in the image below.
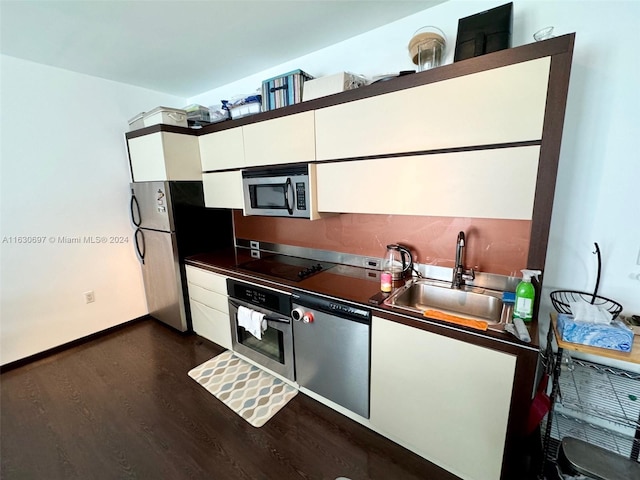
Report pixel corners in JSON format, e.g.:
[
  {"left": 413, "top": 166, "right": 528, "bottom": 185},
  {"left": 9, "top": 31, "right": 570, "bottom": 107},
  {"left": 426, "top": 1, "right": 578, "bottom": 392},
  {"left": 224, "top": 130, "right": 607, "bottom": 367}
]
[
  {"left": 0, "top": 55, "right": 186, "bottom": 365},
  {"left": 191, "top": 0, "right": 640, "bottom": 316}
]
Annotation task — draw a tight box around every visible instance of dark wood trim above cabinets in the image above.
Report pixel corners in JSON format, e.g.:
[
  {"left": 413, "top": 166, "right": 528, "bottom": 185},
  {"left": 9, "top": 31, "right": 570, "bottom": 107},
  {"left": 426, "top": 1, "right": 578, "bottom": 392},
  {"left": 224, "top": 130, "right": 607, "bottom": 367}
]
[
  {"left": 125, "top": 123, "right": 196, "bottom": 140},
  {"left": 311, "top": 139, "right": 542, "bottom": 165},
  {"left": 528, "top": 36, "right": 575, "bottom": 270},
  {"left": 168, "top": 33, "right": 575, "bottom": 137}
]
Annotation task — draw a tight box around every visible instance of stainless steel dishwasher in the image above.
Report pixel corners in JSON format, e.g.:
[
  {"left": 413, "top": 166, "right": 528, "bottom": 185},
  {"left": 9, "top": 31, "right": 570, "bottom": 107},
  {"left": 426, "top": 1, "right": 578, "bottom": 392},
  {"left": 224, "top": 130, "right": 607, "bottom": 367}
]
[{"left": 291, "top": 291, "right": 371, "bottom": 418}]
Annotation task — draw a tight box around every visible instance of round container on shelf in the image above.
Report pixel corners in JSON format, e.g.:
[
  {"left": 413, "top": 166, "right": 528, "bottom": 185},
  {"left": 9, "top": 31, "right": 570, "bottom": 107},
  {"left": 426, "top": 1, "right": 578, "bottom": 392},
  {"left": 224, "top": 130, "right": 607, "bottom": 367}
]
[{"left": 408, "top": 26, "right": 446, "bottom": 71}]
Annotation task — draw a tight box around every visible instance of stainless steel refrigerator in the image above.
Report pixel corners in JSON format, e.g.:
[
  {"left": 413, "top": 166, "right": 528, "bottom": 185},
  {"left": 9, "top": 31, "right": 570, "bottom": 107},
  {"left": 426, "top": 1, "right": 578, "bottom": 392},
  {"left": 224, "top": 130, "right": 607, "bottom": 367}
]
[{"left": 130, "top": 181, "right": 232, "bottom": 331}]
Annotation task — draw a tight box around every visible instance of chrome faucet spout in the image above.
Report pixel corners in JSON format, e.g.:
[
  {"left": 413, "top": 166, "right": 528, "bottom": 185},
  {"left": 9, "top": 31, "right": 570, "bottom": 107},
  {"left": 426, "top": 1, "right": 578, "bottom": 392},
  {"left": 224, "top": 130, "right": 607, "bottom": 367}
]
[{"left": 452, "top": 231, "right": 474, "bottom": 289}]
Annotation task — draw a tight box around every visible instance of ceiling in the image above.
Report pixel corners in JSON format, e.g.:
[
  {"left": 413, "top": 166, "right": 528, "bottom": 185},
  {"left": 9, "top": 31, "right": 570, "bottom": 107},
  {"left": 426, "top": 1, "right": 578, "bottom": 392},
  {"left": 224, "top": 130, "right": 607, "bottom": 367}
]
[{"left": 0, "top": 0, "right": 446, "bottom": 98}]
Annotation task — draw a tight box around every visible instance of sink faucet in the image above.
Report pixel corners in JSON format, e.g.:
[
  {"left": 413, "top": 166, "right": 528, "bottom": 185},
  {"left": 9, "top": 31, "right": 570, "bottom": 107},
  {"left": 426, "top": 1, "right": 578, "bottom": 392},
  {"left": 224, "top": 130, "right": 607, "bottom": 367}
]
[{"left": 452, "top": 231, "right": 475, "bottom": 289}]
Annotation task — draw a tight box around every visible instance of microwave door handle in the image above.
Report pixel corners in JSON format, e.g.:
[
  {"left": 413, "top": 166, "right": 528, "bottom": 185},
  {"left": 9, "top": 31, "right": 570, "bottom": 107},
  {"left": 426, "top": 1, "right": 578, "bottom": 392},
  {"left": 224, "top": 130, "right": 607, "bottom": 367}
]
[{"left": 284, "top": 178, "right": 294, "bottom": 215}]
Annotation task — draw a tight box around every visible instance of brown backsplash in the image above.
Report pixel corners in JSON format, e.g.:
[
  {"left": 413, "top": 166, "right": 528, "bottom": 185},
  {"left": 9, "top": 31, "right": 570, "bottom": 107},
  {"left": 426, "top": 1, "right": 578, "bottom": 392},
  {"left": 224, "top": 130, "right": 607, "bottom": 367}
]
[{"left": 233, "top": 211, "right": 531, "bottom": 276}]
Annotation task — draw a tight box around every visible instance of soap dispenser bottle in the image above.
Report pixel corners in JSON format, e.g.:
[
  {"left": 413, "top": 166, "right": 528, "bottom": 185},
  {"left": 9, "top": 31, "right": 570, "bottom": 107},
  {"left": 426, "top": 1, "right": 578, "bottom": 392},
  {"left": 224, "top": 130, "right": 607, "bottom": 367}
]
[{"left": 513, "top": 269, "right": 542, "bottom": 323}]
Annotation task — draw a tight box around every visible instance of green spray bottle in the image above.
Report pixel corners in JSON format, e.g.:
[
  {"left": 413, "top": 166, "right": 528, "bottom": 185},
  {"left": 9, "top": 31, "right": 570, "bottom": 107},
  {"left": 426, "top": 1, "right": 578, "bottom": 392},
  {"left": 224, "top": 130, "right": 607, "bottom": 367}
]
[{"left": 513, "top": 269, "right": 542, "bottom": 323}]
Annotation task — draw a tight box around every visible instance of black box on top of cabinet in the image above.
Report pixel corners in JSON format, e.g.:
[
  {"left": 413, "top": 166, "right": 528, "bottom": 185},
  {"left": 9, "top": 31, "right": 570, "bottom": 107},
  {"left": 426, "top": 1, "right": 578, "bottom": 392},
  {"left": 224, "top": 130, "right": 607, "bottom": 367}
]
[{"left": 454, "top": 2, "right": 513, "bottom": 62}]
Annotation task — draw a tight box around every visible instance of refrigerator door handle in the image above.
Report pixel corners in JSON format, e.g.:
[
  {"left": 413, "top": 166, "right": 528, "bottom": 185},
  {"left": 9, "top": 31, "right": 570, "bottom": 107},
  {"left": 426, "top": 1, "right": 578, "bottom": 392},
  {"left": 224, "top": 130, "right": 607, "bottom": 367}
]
[
  {"left": 130, "top": 193, "right": 141, "bottom": 227},
  {"left": 134, "top": 227, "right": 145, "bottom": 264}
]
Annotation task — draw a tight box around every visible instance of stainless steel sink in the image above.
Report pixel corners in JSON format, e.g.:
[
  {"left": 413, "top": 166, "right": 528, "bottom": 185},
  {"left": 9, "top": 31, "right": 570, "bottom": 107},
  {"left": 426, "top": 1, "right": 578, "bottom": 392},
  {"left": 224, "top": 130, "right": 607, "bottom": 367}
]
[{"left": 384, "top": 279, "right": 505, "bottom": 324}]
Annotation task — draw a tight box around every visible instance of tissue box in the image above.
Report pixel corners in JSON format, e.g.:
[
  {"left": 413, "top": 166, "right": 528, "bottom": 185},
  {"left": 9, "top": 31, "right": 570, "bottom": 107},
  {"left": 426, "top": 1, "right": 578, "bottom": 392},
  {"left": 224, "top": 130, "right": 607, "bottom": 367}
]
[{"left": 557, "top": 313, "right": 634, "bottom": 352}]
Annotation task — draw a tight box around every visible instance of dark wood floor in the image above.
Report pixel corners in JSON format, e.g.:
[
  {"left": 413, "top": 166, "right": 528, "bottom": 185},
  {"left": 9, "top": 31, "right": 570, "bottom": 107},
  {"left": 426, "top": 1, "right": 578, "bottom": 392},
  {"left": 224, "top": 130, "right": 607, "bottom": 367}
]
[{"left": 1, "top": 318, "right": 462, "bottom": 480}]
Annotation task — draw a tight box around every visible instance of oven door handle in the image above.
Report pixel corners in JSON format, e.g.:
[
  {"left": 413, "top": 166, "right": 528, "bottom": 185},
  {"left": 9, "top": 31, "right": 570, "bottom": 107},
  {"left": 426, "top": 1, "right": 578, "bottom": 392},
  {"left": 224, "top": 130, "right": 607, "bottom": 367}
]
[{"left": 229, "top": 299, "right": 291, "bottom": 323}]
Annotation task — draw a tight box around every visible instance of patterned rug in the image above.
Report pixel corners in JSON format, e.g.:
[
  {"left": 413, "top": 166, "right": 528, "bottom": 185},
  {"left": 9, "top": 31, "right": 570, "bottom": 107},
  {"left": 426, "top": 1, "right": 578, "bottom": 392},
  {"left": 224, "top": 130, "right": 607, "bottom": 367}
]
[{"left": 188, "top": 350, "right": 298, "bottom": 427}]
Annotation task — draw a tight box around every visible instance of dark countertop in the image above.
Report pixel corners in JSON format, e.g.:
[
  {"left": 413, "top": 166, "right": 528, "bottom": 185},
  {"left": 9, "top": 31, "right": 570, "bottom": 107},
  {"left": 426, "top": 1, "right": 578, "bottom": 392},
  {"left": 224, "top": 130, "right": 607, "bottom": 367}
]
[{"left": 185, "top": 249, "right": 541, "bottom": 354}]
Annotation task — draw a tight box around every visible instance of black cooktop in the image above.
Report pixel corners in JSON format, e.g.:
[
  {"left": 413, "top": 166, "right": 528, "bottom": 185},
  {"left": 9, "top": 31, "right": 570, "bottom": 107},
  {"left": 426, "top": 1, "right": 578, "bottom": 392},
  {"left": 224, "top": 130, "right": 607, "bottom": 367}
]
[{"left": 237, "top": 254, "right": 335, "bottom": 282}]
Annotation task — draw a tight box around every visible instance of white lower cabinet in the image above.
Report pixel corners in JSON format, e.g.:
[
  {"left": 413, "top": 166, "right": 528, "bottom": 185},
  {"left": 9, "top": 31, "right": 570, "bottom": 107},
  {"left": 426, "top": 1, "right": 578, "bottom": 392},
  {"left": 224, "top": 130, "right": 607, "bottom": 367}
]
[
  {"left": 185, "top": 266, "right": 231, "bottom": 349},
  {"left": 370, "top": 316, "right": 516, "bottom": 480}
]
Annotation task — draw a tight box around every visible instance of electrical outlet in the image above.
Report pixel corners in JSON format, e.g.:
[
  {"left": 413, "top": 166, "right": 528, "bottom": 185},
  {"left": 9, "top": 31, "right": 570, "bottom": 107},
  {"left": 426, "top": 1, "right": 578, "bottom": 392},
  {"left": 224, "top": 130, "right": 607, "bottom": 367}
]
[
  {"left": 250, "top": 240, "right": 260, "bottom": 250},
  {"left": 365, "top": 258, "right": 380, "bottom": 269},
  {"left": 637, "top": 247, "right": 640, "bottom": 266},
  {"left": 84, "top": 290, "right": 95, "bottom": 304}
]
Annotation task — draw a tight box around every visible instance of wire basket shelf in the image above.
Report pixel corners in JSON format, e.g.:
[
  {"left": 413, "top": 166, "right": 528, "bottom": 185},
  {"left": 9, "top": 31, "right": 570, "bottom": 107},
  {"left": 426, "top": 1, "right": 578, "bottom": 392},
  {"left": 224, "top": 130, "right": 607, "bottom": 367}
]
[{"left": 550, "top": 290, "right": 623, "bottom": 319}]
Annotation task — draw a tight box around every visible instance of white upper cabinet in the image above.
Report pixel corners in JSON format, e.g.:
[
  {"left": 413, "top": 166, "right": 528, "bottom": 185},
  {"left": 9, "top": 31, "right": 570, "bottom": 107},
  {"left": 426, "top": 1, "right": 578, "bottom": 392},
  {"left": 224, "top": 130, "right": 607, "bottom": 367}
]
[
  {"left": 316, "top": 146, "right": 541, "bottom": 219},
  {"left": 315, "top": 57, "right": 551, "bottom": 160},
  {"left": 242, "top": 111, "right": 316, "bottom": 167},
  {"left": 128, "top": 132, "right": 201, "bottom": 182},
  {"left": 199, "top": 126, "right": 245, "bottom": 171},
  {"left": 202, "top": 171, "right": 244, "bottom": 209}
]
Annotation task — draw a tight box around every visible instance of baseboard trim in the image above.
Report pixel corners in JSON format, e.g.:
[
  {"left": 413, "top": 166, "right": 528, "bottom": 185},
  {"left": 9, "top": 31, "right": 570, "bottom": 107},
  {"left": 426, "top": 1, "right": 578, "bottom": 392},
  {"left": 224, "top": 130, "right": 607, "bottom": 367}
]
[{"left": 0, "top": 315, "right": 151, "bottom": 373}]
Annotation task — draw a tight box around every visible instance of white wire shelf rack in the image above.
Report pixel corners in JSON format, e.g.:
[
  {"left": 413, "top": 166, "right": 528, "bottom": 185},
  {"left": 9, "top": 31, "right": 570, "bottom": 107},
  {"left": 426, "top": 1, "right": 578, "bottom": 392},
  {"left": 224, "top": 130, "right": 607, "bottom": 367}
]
[
  {"left": 557, "top": 355, "right": 640, "bottom": 429},
  {"left": 543, "top": 411, "right": 640, "bottom": 460}
]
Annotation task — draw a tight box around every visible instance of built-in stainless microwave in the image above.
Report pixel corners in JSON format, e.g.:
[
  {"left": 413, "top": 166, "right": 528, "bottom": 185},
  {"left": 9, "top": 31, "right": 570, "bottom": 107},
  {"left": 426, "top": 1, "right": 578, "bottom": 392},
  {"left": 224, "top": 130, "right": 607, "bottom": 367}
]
[{"left": 242, "top": 164, "right": 311, "bottom": 218}]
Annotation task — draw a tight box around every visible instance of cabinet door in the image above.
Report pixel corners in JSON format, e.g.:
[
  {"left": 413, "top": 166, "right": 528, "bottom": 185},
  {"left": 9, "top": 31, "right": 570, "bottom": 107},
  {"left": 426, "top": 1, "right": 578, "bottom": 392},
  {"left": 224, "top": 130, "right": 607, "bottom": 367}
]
[
  {"left": 128, "top": 132, "right": 201, "bottom": 182},
  {"left": 316, "top": 146, "right": 540, "bottom": 220},
  {"left": 370, "top": 317, "right": 516, "bottom": 480},
  {"left": 199, "top": 127, "right": 245, "bottom": 171},
  {"left": 242, "top": 111, "right": 316, "bottom": 167},
  {"left": 190, "top": 299, "right": 232, "bottom": 349},
  {"left": 202, "top": 171, "right": 244, "bottom": 209},
  {"left": 315, "top": 57, "right": 550, "bottom": 160}
]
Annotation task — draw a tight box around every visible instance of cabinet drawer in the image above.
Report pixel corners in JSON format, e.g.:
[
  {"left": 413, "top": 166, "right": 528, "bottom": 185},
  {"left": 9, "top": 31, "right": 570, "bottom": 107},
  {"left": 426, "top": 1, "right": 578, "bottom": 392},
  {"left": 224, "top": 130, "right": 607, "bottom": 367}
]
[
  {"left": 187, "top": 283, "right": 229, "bottom": 313},
  {"left": 185, "top": 265, "right": 227, "bottom": 294},
  {"left": 190, "top": 299, "right": 232, "bottom": 350}
]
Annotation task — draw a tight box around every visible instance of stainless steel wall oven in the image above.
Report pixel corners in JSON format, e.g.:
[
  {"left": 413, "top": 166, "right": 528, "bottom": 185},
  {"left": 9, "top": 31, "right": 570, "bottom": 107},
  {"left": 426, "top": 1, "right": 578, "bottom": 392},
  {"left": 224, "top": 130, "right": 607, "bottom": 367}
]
[{"left": 227, "top": 279, "right": 294, "bottom": 381}]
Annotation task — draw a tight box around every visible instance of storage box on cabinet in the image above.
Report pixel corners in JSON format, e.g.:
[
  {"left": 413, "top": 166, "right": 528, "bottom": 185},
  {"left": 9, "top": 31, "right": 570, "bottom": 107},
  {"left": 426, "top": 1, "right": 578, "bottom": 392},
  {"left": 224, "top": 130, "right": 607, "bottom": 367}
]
[
  {"left": 203, "top": 171, "right": 244, "bottom": 209},
  {"left": 185, "top": 266, "right": 231, "bottom": 349},
  {"left": 127, "top": 132, "right": 201, "bottom": 182},
  {"left": 315, "top": 57, "right": 550, "bottom": 161}
]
